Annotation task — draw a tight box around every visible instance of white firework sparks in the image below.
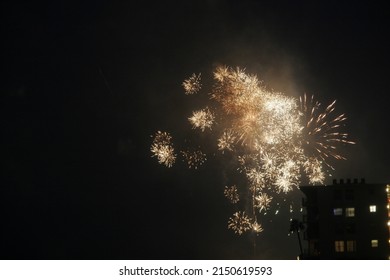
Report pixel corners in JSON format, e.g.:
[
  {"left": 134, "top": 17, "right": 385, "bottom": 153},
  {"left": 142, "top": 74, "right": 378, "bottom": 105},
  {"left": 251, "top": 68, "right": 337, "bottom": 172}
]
[
  {"left": 224, "top": 185, "right": 240, "bottom": 204},
  {"left": 182, "top": 73, "right": 202, "bottom": 95},
  {"left": 254, "top": 193, "right": 272, "bottom": 212},
  {"left": 252, "top": 221, "right": 264, "bottom": 234},
  {"left": 180, "top": 149, "right": 207, "bottom": 169},
  {"left": 151, "top": 65, "right": 355, "bottom": 238},
  {"left": 188, "top": 107, "right": 215, "bottom": 132},
  {"left": 217, "top": 130, "right": 236, "bottom": 152},
  {"left": 150, "top": 131, "right": 176, "bottom": 168},
  {"left": 228, "top": 211, "right": 252, "bottom": 235}
]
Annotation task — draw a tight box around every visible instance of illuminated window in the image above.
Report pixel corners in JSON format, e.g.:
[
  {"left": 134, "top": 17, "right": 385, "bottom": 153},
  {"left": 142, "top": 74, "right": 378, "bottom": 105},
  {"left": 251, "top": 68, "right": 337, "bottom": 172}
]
[
  {"left": 346, "top": 207, "right": 355, "bottom": 217},
  {"left": 346, "top": 240, "right": 356, "bottom": 252},
  {"left": 369, "top": 205, "right": 376, "bottom": 212},
  {"left": 335, "top": 240, "right": 344, "bottom": 252},
  {"left": 333, "top": 208, "right": 343, "bottom": 216},
  {"left": 371, "top": 240, "right": 378, "bottom": 247}
]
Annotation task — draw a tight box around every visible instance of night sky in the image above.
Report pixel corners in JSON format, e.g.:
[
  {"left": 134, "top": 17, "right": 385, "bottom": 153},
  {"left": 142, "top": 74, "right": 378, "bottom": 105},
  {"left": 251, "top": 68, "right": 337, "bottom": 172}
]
[{"left": 1, "top": 0, "right": 390, "bottom": 260}]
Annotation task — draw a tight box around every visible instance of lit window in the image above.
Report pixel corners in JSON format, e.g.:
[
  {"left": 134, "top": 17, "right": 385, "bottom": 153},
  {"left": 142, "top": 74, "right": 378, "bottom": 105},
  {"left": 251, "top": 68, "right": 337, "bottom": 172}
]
[
  {"left": 346, "top": 207, "right": 355, "bottom": 217},
  {"left": 333, "top": 208, "right": 343, "bottom": 216},
  {"left": 369, "top": 205, "right": 376, "bottom": 212},
  {"left": 346, "top": 240, "right": 356, "bottom": 252},
  {"left": 335, "top": 240, "right": 344, "bottom": 252},
  {"left": 371, "top": 240, "right": 378, "bottom": 247}
]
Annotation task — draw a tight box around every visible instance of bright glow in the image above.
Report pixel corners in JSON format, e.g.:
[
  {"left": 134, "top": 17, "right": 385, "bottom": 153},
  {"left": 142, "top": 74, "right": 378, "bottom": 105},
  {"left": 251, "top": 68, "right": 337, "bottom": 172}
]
[
  {"left": 252, "top": 221, "right": 264, "bottom": 234},
  {"left": 371, "top": 240, "right": 378, "bottom": 247},
  {"left": 369, "top": 205, "right": 377, "bottom": 212},
  {"left": 254, "top": 192, "right": 272, "bottom": 212}
]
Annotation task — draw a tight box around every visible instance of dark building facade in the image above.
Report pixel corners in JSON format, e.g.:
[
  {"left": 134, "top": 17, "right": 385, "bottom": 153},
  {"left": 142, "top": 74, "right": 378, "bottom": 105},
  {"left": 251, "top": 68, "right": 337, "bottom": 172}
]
[{"left": 300, "top": 178, "right": 390, "bottom": 259}]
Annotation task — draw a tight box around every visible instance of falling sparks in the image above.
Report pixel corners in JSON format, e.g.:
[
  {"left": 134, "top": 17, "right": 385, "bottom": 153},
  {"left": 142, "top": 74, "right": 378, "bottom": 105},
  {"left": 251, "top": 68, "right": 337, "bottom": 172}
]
[
  {"left": 180, "top": 149, "right": 207, "bottom": 169},
  {"left": 151, "top": 65, "right": 355, "bottom": 236},
  {"left": 224, "top": 185, "right": 240, "bottom": 204},
  {"left": 182, "top": 73, "right": 202, "bottom": 95},
  {"left": 228, "top": 211, "right": 252, "bottom": 235},
  {"left": 299, "top": 93, "right": 356, "bottom": 169}
]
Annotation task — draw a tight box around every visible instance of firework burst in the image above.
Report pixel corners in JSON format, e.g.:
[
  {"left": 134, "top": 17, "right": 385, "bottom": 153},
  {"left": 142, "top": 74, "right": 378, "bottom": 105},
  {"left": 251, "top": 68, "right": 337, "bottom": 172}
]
[
  {"left": 254, "top": 192, "right": 272, "bottom": 212},
  {"left": 228, "top": 211, "right": 252, "bottom": 235},
  {"left": 150, "top": 131, "right": 176, "bottom": 168},
  {"left": 180, "top": 148, "right": 207, "bottom": 169},
  {"left": 182, "top": 73, "right": 202, "bottom": 95},
  {"left": 188, "top": 107, "right": 215, "bottom": 132},
  {"left": 151, "top": 65, "right": 355, "bottom": 237},
  {"left": 299, "top": 93, "right": 355, "bottom": 169},
  {"left": 224, "top": 185, "right": 240, "bottom": 204},
  {"left": 217, "top": 130, "right": 236, "bottom": 153},
  {"left": 252, "top": 220, "right": 264, "bottom": 234}
]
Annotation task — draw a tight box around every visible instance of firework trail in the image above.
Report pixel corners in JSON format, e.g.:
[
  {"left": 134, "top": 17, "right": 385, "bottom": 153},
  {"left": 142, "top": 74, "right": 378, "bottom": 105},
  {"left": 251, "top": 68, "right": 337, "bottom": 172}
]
[
  {"left": 150, "top": 66, "right": 355, "bottom": 236},
  {"left": 299, "top": 93, "right": 356, "bottom": 169}
]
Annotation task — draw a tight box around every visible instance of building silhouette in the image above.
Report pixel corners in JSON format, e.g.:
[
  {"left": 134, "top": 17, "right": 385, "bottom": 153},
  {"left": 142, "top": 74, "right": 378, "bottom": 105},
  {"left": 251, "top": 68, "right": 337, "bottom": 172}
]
[{"left": 300, "top": 178, "right": 390, "bottom": 259}]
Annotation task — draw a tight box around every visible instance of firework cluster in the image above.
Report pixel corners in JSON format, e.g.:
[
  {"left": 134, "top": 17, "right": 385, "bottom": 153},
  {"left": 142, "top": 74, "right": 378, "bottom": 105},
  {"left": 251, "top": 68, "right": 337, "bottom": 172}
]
[
  {"left": 150, "top": 131, "right": 176, "bottom": 168},
  {"left": 150, "top": 66, "right": 355, "bottom": 236}
]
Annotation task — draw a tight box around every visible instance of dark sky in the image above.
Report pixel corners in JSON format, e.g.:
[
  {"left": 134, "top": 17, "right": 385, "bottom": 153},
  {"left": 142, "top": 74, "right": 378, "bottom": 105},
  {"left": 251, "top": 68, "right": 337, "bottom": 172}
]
[{"left": 1, "top": 0, "right": 389, "bottom": 260}]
